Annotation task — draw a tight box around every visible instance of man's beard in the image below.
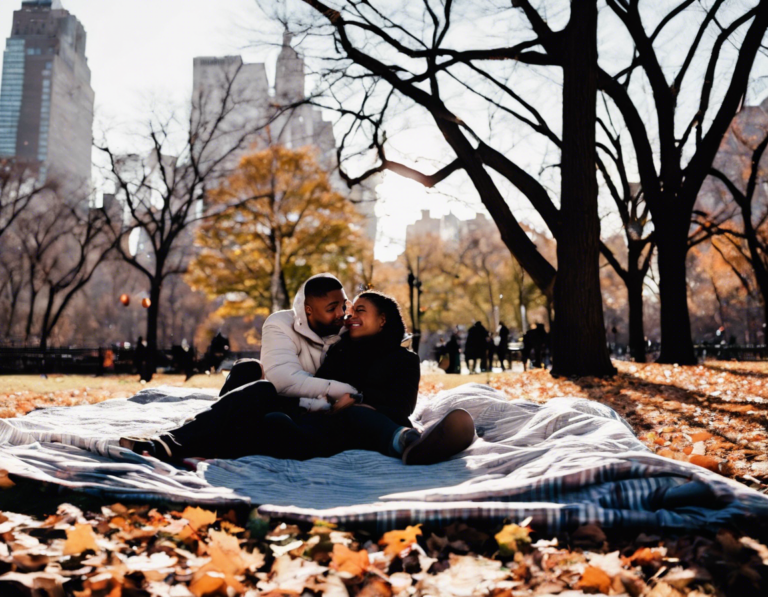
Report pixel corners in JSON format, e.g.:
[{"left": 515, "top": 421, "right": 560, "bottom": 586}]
[{"left": 313, "top": 319, "right": 343, "bottom": 337}]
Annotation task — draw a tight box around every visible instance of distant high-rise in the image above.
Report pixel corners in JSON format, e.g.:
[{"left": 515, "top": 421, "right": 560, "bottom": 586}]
[
  {"left": 0, "top": 0, "right": 94, "bottom": 191},
  {"left": 192, "top": 32, "right": 379, "bottom": 241}
]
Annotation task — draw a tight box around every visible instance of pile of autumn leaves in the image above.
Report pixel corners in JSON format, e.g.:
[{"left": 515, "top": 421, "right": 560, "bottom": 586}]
[{"left": 1, "top": 501, "right": 767, "bottom": 596}]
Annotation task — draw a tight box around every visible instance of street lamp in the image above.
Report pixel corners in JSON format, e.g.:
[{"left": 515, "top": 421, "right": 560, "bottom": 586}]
[{"left": 407, "top": 256, "right": 423, "bottom": 353}]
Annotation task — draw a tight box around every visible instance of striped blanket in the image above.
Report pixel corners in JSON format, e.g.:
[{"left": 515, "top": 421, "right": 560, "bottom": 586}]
[{"left": 0, "top": 383, "right": 766, "bottom": 532}]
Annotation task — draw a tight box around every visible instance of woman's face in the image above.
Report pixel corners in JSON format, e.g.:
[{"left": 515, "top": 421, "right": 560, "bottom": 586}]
[{"left": 346, "top": 297, "right": 386, "bottom": 339}]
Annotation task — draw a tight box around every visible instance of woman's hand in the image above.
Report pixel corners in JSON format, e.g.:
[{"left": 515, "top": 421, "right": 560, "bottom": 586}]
[{"left": 331, "top": 393, "right": 356, "bottom": 413}]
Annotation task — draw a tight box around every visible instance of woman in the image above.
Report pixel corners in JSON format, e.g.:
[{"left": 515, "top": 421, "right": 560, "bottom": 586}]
[{"left": 123, "top": 291, "right": 475, "bottom": 465}]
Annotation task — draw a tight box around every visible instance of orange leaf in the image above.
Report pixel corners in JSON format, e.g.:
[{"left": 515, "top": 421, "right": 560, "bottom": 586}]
[
  {"left": 330, "top": 544, "right": 370, "bottom": 576},
  {"left": 181, "top": 506, "right": 217, "bottom": 530},
  {"left": 654, "top": 438, "right": 666, "bottom": 446},
  {"left": 689, "top": 455, "right": 720, "bottom": 472},
  {"left": 575, "top": 565, "right": 612, "bottom": 594},
  {"left": 0, "top": 469, "right": 15, "bottom": 489},
  {"left": 691, "top": 431, "right": 712, "bottom": 443},
  {"left": 379, "top": 525, "right": 422, "bottom": 557},
  {"left": 683, "top": 446, "right": 693, "bottom": 455},
  {"left": 626, "top": 547, "right": 663, "bottom": 566},
  {"left": 63, "top": 523, "right": 99, "bottom": 555}
]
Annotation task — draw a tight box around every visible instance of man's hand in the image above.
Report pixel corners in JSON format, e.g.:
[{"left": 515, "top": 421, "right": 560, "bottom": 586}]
[{"left": 331, "top": 393, "right": 356, "bottom": 413}]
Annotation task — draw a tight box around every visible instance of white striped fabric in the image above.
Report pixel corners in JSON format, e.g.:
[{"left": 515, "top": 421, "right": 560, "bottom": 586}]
[{"left": 1, "top": 383, "right": 766, "bottom": 533}]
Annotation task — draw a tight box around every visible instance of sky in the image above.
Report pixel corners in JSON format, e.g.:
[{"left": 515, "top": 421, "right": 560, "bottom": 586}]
[
  {"left": 2, "top": 1, "right": 767, "bottom": 263},
  {"left": 0, "top": 0, "right": 484, "bottom": 262}
]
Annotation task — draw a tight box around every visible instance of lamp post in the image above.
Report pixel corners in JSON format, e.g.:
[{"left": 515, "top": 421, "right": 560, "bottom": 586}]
[{"left": 408, "top": 256, "right": 423, "bottom": 354}]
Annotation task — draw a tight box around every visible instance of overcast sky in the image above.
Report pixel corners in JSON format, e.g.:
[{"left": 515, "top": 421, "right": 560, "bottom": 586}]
[{"left": 0, "top": 0, "right": 479, "bottom": 261}]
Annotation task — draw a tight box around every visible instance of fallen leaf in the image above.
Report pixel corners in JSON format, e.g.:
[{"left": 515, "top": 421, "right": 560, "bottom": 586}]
[
  {"left": 180, "top": 506, "right": 217, "bottom": 531},
  {"left": 379, "top": 525, "right": 422, "bottom": 557},
  {"left": 357, "top": 577, "right": 393, "bottom": 597},
  {"left": 689, "top": 455, "right": 721, "bottom": 472},
  {"left": 62, "top": 523, "right": 99, "bottom": 556},
  {"left": 189, "top": 570, "right": 227, "bottom": 597},
  {"left": 0, "top": 470, "right": 15, "bottom": 489},
  {"left": 330, "top": 543, "right": 370, "bottom": 577},
  {"left": 0, "top": 571, "right": 66, "bottom": 597},
  {"left": 690, "top": 431, "right": 712, "bottom": 443},
  {"left": 495, "top": 523, "right": 532, "bottom": 556},
  {"left": 575, "top": 565, "right": 612, "bottom": 594}
]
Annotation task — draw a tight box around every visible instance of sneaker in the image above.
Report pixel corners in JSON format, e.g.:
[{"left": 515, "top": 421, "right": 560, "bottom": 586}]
[
  {"left": 395, "top": 428, "right": 421, "bottom": 455},
  {"left": 402, "top": 409, "right": 475, "bottom": 465},
  {"left": 119, "top": 436, "right": 175, "bottom": 462}
]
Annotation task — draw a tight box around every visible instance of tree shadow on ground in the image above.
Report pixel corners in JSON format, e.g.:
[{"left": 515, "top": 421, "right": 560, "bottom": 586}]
[
  {"left": 567, "top": 371, "right": 768, "bottom": 446},
  {"left": 702, "top": 363, "right": 768, "bottom": 380}
]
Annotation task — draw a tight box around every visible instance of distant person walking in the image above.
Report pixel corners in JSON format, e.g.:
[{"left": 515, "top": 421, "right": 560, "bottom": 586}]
[
  {"left": 497, "top": 322, "right": 510, "bottom": 370},
  {"left": 445, "top": 330, "right": 461, "bottom": 374},
  {"left": 523, "top": 324, "right": 548, "bottom": 370},
  {"left": 133, "top": 336, "right": 147, "bottom": 379},
  {"left": 464, "top": 321, "right": 488, "bottom": 374}
]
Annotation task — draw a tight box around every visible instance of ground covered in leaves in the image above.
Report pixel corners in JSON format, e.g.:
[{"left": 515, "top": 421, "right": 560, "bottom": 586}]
[
  {"left": 0, "top": 499, "right": 767, "bottom": 596},
  {"left": 0, "top": 361, "right": 768, "bottom": 595}
]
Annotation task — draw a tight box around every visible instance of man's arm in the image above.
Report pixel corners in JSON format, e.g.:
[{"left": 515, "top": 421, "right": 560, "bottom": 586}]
[{"left": 261, "top": 317, "right": 357, "bottom": 399}]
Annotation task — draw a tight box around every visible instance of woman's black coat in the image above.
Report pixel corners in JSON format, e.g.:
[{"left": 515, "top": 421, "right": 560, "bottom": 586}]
[{"left": 314, "top": 335, "right": 420, "bottom": 427}]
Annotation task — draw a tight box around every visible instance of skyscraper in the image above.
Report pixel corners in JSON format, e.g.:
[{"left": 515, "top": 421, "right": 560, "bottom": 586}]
[{"left": 0, "top": 0, "right": 93, "bottom": 191}]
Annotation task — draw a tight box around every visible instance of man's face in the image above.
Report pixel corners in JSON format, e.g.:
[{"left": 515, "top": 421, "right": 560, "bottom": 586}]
[{"left": 305, "top": 289, "right": 349, "bottom": 336}]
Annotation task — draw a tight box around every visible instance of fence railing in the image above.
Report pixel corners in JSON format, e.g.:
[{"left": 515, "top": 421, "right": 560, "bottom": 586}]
[{"left": 0, "top": 347, "right": 260, "bottom": 375}]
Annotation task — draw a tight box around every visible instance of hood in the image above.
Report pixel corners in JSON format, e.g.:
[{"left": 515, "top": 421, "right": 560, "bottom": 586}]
[{"left": 291, "top": 274, "right": 346, "bottom": 345}]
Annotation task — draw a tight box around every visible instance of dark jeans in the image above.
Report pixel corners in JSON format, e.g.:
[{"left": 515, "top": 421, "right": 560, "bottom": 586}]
[
  {"left": 160, "top": 369, "right": 406, "bottom": 460},
  {"left": 163, "top": 380, "right": 301, "bottom": 460}
]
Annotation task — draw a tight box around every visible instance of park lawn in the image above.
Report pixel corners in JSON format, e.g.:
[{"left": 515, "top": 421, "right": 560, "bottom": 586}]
[{"left": 0, "top": 362, "right": 767, "bottom": 595}]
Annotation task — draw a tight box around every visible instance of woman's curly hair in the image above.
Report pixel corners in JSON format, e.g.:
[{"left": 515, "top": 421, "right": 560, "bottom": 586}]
[{"left": 355, "top": 290, "right": 407, "bottom": 348}]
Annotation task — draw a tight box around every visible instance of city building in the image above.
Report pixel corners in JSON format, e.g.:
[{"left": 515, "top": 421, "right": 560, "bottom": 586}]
[
  {"left": 406, "top": 210, "right": 491, "bottom": 246},
  {"left": 0, "top": 0, "right": 93, "bottom": 193},
  {"left": 191, "top": 31, "right": 378, "bottom": 242}
]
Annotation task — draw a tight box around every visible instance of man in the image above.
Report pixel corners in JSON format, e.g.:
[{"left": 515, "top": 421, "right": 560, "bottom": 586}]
[{"left": 259, "top": 274, "right": 358, "bottom": 400}]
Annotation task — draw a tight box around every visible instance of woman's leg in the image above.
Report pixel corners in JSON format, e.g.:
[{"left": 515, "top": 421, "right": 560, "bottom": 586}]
[{"left": 328, "top": 406, "right": 406, "bottom": 456}]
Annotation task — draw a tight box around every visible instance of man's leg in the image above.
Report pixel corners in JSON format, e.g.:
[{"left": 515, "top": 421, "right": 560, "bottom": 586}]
[
  {"left": 219, "top": 358, "right": 263, "bottom": 396},
  {"left": 128, "top": 380, "right": 298, "bottom": 460}
]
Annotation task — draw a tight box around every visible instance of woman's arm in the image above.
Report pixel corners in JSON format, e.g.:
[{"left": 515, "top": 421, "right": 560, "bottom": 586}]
[{"left": 360, "top": 349, "right": 420, "bottom": 425}]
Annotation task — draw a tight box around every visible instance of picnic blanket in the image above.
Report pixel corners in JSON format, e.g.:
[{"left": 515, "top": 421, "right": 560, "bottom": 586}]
[{"left": 1, "top": 383, "right": 766, "bottom": 533}]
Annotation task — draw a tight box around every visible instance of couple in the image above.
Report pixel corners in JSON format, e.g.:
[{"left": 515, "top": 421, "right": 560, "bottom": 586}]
[{"left": 121, "top": 274, "right": 476, "bottom": 465}]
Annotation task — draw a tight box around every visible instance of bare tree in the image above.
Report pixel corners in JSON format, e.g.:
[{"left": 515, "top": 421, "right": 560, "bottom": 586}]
[
  {"left": 96, "top": 66, "right": 281, "bottom": 380},
  {"left": 13, "top": 192, "right": 114, "bottom": 350},
  {"left": 597, "top": 0, "right": 768, "bottom": 363},
  {"left": 0, "top": 159, "right": 49, "bottom": 241},
  {"left": 290, "top": 0, "right": 614, "bottom": 376}
]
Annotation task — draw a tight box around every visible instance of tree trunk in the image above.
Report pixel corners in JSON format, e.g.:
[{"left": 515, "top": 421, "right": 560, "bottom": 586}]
[
  {"left": 626, "top": 275, "right": 646, "bottom": 363},
  {"left": 656, "top": 230, "right": 697, "bottom": 364},
  {"left": 271, "top": 242, "right": 289, "bottom": 312},
  {"left": 143, "top": 280, "right": 162, "bottom": 381},
  {"left": 625, "top": 242, "right": 647, "bottom": 362},
  {"left": 39, "top": 287, "right": 55, "bottom": 351},
  {"left": 550, "top": 0, "right": 615, "bottom": 377}
]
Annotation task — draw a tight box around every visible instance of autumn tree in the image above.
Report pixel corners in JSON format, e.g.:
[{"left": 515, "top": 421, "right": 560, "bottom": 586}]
[
  {"left": 187, "top": 144, "right": 367, "bottom": 316},
  {"left": 395, "top": 223, "right": 548, "bottom": 339},
  {"left": 276, "top": 0, "right": 615, "bottom": 375}
]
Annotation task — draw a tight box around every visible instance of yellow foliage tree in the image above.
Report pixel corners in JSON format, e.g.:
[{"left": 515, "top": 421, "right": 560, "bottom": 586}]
[{"left": 187, "top": 145, "right": 367, "bottom": 317}]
